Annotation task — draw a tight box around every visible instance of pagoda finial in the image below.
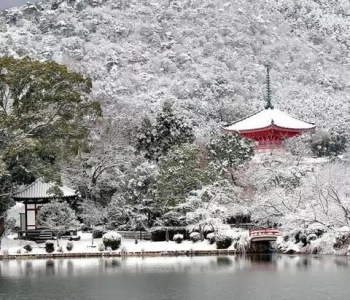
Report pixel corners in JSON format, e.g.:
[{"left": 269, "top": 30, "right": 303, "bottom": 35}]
[{"left": 265, "top": 64, "right": 274, "bottom": 109}]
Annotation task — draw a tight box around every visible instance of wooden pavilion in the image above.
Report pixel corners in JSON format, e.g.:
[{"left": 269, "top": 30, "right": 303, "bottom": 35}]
[
  {"left": 224, "top": 66, "right": 315, "bottom": 152},
  {"left": 12, "top": 178, "right": 78, "bottom": 231}
]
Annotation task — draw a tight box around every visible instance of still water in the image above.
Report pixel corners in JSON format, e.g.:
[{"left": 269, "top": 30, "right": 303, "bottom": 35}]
[{"left": 0, "top": 255, "right": 349, "bottom": 300}]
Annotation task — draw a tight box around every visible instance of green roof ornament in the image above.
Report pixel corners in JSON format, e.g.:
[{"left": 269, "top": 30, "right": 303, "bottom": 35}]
[{"left": 265, "top": 64, "right": 274, "bottom": 109}]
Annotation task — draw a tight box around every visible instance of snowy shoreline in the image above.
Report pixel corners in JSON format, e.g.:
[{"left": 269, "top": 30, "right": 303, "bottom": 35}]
[
  {"left": 1, "top": 250, "right": 349, "bottom": 261},
  {"left": 2, "top": 229, "right": 350, "bottom": 259},
  {"left": 0, "top": 249, "right": 238, "bottom": 260}
]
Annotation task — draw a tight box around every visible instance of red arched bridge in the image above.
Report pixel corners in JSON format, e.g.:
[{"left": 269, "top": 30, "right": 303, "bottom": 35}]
[{"left": 249, "top": 228, "right": 282, "bottom": 242}]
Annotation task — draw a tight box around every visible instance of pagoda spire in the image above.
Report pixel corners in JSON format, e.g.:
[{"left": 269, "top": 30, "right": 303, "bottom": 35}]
[{"left": 265, "top": 64, "right": 274, "bottom": 109}]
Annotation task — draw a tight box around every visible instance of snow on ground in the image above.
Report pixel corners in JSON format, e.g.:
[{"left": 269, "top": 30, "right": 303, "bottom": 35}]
[{"left": 1, "top": 232, "right": 221, "bottom": 256}]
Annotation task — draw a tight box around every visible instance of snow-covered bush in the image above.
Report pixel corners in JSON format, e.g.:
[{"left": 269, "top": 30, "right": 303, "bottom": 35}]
[
  {"left": 23, "top": 243, "right": 33, "bottom": 252},
  {"left": 2, "top": 249, "right": 9, "bottom": 257},
  {"left": 98, "top": 243, "right": 105, "bottom": 252},
  {"left": 102, "top": 231, "right": 122, "bottom": 250},
  {"left": 57, "top": 246, "right": 63, "bottom": 253},
  {"left": 120, "top": 246, "right": 128, "bottom": 255},
  {"left": 307, "top": 234, "right": 317, "bottom": 243},
  {"left": 333, "top": 229, "right": 350, "bottom": 249},
  {"left": 207, "top": 233, "right": 216, "bottom": 244},
  {"left": 16, "top": 248, "right": 22, "bottom": 254},
  {"left": 189, "top": 232, "right": 201, "bottom": 243},
  {"left": 45, "top": 240, "right": 55, "bottom": 253},
  {"left": 215, "top": 231, "right": 232, "bottom": 249},
  {"left": 93, "top": 229, "right": 104, "bottom": 238},
  {"left": 150, "top": 227, "right": 166, "bottom": 241},
  {"left": 66, "top": 241, "right": 74, "bottom": 251},
  {"left": 173, "top": 234, "right": 184, "bottom": 244},
  {"left": 234, "top": 233, "right": 250, "bottom": 253}
]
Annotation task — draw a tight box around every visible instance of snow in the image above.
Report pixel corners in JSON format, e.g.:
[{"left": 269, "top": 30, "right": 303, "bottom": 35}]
[
  {"left": 102, "top": 231, "right": 122, "bottom": 241},
  {"left": 0, "top": 232, "right": 218, "bottom": 256},
  {"left": 225, "top": 108, "right": 316, "bottom": 131}
]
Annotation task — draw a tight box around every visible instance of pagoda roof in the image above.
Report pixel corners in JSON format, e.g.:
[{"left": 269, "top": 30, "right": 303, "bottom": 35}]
[
  {"left": 224, "top": 108, "right": 315, "bottom": 132},
  {"left": 12, "top": 178, "right": 77, "bottom": 200}
]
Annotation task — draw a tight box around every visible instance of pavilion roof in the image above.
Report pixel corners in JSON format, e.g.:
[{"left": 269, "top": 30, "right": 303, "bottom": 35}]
[
  {"left": 12, "top": 178, "right": 77, "bottom": 200},
  {"left": 224, "top": 108, "right": 315, "bottom": 132}
]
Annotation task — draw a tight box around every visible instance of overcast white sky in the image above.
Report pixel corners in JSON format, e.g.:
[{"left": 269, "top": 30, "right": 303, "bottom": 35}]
[{"left": 0, "top": 0, "right": 40, "bottom": 10}]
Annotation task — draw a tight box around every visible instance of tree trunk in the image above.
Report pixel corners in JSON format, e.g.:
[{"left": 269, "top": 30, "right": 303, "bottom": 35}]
[
  {"left": 166, "top": 227, "right": 169, "bottom": 242},
  {"left": 91, "top": 224, "right": 94, "bottom": 246},
  {"left": 199, "top": 224, "right": 204, "bottom": 241}
]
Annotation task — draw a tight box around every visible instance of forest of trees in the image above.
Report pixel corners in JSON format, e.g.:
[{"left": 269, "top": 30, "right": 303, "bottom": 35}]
[{"left": 0, "top": 0, "right": 350, "bottom": 239}]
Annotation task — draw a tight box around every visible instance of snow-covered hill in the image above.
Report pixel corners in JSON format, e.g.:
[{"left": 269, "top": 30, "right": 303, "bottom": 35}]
[{"left": 0, "top": 0, "right": 349, "bottom": 138}]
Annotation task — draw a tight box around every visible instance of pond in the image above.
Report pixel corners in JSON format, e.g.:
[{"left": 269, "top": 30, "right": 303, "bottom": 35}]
[{"left": 0, "top": 255, "right": 349, "bottom": 300}]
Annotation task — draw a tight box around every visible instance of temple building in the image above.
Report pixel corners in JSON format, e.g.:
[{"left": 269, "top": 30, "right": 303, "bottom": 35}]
[
  {"left": 12, "top": 178, "right": 78, "bottom": 231},
  {"left": 224, "top": 66, "right": 315, "bottom": 152}
]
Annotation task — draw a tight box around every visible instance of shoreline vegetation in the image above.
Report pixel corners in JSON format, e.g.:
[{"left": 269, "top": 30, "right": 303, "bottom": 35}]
[
  {"left": 1, "top": 229, "right": 350, "bottom": 260},
  {"left": 1, "top": 249, "right": 349, "bottom": 261},
  {"left": 0, "top": 249, "right": 238, "bottom": 260}
]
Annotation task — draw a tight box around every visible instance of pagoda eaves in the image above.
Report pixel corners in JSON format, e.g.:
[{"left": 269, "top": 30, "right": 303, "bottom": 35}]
[{"left": 224, "top": 108, "right": 315, "bottom": 152}]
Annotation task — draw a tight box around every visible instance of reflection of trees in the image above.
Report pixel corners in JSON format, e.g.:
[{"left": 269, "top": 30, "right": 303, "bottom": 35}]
[
  {"left": 45, "top": 260, "right": 55, "bottom": 276},
  {"left": 249, "top": 254, "right": 277, "bottom": 271},
  {"left": 67, "top": 260, "right": 74, "bottom": 276},
  {"left": 249, "top": 254, "right": 275, "bottom": 264},
  {"left": 334, "top": 258, "right": 349, "bottom": 268},
  {"left": 295, "top": 257, "right": 311, "bottom": 269},
  {"left": 25, "top": 261, "right": 33, "bottom": 277},
  {"left": 216, "top": 257, "right": 233, "bottom": 267},
  {"left": 104, "top": 258, "right": 121, "bottom": 271}
]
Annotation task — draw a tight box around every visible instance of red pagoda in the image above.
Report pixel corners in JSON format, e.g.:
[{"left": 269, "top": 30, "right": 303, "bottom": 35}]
[{"left": 224, "top": 66, "right": 315, "bottom": 152}]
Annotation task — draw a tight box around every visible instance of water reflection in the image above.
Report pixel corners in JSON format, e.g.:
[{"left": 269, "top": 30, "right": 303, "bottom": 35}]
[
  {"left": 1, "top": 255, "right": 350, "bottom": 300},
  {"left": 0, "top": 255, "right": 349, "bottom": 278}
]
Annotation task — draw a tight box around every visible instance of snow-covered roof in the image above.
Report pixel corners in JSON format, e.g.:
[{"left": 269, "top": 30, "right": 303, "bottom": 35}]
[
  {"left": 12, "top": 178, "right": 77, "bottom": 200},
  {"left": 224, "top": 108, "right": 315, "bottom": 131}
]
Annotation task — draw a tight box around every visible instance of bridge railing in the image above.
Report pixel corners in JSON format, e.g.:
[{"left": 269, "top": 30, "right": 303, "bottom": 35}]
[{"left": 249, "top": 229, "right": 282, "bottom": 237}]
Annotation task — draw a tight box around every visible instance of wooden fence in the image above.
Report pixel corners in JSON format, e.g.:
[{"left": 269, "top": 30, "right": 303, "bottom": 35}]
[{"left": 118, "top": 231, "right": 151, "bottom": 240}]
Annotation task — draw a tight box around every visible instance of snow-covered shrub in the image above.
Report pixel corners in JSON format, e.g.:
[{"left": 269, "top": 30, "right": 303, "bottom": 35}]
[
  {"left": 16, "top": 248, "right": 22, "bottom": 254},
  {"left": 2, "top": 249, "right": 9, "bottom": 257},
  {"left": 215, "top": 232, "right": 232, "bottom": 249},
  {"left": 333, "top": 230, "right": 350, "bottom": 249},
  {"left": 81, "top": 224, "right": 91, "bottom": 232},
  {"left": 45, "top": 240, "right": 55, "bottom": 253},
  {"left": 150, "top": 227, "right": 166, "bottom": 241},
  {"left": 187, "top": 225, "right": 200, "bottom": 234},
  {"left": 207, "top": 232, "right": 216, "bottom": 244},
  {"left": 235, "top": 233, "right": 250, "bottom": 253},
  {"left": 189, "top": 232, "right": 201, "bottom": 243},
  {"left": 23, "top": 243, "right": 33, "bottom": 252},
  {"left": 57, "top": 246, "right": 63, "bottom": 253},
  {"left": 150, "top": 227, "right": 188, "bottom": 241},
  {"left": 120, "top": 246, "right": 128, "bottom": 255},
  {"left": 173, "top": 234, "right": 184, "bottom": 244},
  {"left": 66, "top": 241, "right": 74, "bottom": 251},
  {"left": 98, "top": 243, "right": 105, "bottom": 252},
  {"left": 305, "top": 223, "right": 326, "bottom": 238},
  {"left": 307, "top": 234, "right": 317, "bottom": 243},
  {"left": 93, "top": 229, "right": 104, "bottom": 238},
  {"left": 102, "top": 232, "right": 122, "bottom": 250},
  {"left": 204, "top": 228, "right": 214, "bottom": 239},
  {"left": 5, "top": 217, "right": 17, "bottom": 233}
]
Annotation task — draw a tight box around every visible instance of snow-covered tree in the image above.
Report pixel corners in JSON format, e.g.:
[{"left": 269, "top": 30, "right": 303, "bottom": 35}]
[
  {"left": 64, "top": 120, "right": 133, "bottom": 205},
  {"left": 36, "top": 201, "right": 79, "bottom": 246},
  {"left": 156, "top": 143, "right": 216, "bottom": 209},
  {"left": 250, "top": 160, "right": 350, "bottom": 231},
  {"left": 136, "top": 102, "right": 195, "bottom": 161},
  {"left": 207, "top": 132, "right": 254, "bottom": 182},
  {"left": 0, "top": 56, "right": 101, "bottom": 216},
  {"left": 310, "top": 131, "right": 347, "bottom": 157},
  {"left": 283, "top": 134, "right": 313, "bottom": 165}
]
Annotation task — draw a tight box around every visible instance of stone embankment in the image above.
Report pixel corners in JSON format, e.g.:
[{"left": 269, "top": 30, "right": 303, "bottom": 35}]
[{"left": 0, "top": 249, "right": 237, "bottom": 260}]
